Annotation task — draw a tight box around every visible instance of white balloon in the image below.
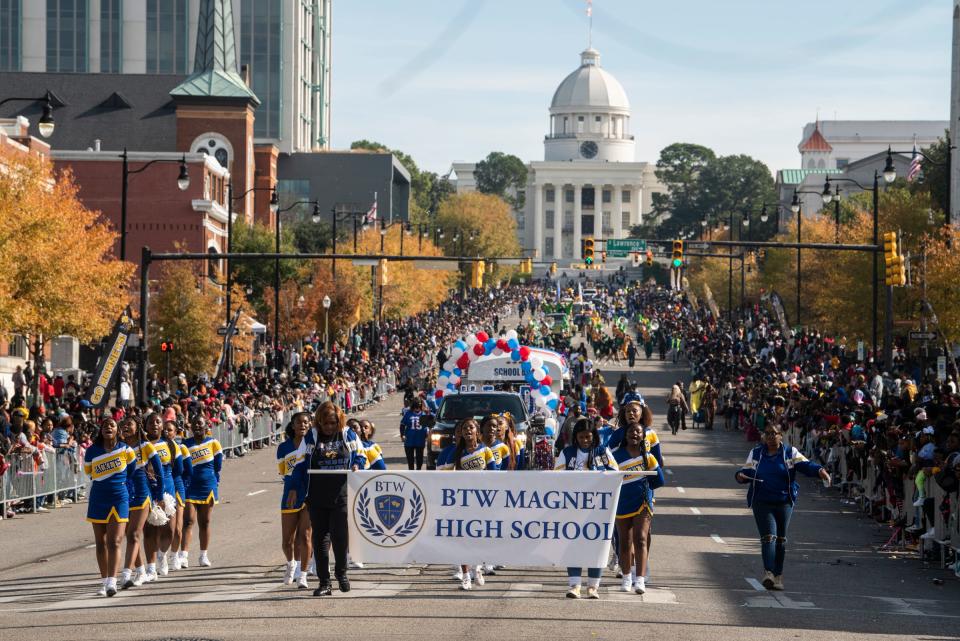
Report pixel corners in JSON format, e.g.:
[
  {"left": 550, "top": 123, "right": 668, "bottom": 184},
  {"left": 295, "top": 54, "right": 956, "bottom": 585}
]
[
  {"left": 506, "top": 329, "right": 518, "bottom": 341},
  {"left": 450, "top": 347, "right": 464, "bottom": 358},
  {"left": 492, "top": 348, "right": 503, "bottom": 356},
  {"left": 532, "top": 368, "right": 546, "bottom": 382},
  {"left": 529, "top": 356, "right": 543, "bottom": 370},
  {"left": 467, "top": 348, "right": 480, "bottom": 361},
  {"left": 534, "top": 394, "right": 547, "bottom": 407},
  {"left": 438, "top": 376, "right": 449, "bottom": 387},
  {"left": 465, "top": 334, "right": 478, "bottom": 347},
  {"left": 443, "top": 359, "right": 456, "bottom": 371}
]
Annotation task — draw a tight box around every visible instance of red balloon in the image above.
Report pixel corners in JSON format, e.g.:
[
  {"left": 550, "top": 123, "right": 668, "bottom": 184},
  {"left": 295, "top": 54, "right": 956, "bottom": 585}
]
[
  {"left": 435, "top": 390, "right": 444, "bottom": 399},
  {"left": 473, "top": 343, "right": 485, "bottom": 356},
  {"left": 457, "top": 353, "right": 470, "bottom": 369},
  {"left": 541, "top": 375, "right": 552, "bottom": 388},
  {"left": 519, "top": 346, "right": 531, "bottom": 361},
  {"left": 476, "top": 331, "right": 489, "bottom": 344},
  {"left": 496, "top": 339, "right": 509, "bottom": 351}
]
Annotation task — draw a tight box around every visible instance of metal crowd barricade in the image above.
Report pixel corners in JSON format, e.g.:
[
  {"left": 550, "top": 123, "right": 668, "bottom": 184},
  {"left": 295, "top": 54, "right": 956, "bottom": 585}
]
[
  {"left": 214, "top": 411, "right": 282, "bottom": 456},
  {"left": 1, "top": 449, "right": 87, "bottom": 513}
]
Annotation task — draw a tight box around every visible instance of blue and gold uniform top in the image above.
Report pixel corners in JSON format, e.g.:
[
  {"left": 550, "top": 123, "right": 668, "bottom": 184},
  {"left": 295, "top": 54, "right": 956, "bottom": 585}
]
[
  {"left": 486, "top": 439, "right": 511, "bottom": 470},
  {"left": 185, "top": 436, "right": 223, "bottom": 483},
  {"left": 129, "top": 441, "right": 164, "bottom": 504},
  {"left": 277, "top": 437, "right": 307, "bottom": 512},
  {"left": 607, "top": 426, "right": 663, "bottom": 467},
  {"left": 612, "top": 445, "right": 665, "bottom": 518},
  {"left": 84, "top": 442, "right": 137, "bottom": 483},
  {"left": 439, "top": 444, "right": 499, "bottom": 471},
  {"left": 555, "top": 445, "right": 619, "bottom": 471},
  {"left": 151, "top": 439, "right": 179, "bottom": 497},
  {"left": 361, "top": 440, "right": 386, "bottom": 470},
  {"left": 176, "top": 441, "right": 192, "bottom": 497}
]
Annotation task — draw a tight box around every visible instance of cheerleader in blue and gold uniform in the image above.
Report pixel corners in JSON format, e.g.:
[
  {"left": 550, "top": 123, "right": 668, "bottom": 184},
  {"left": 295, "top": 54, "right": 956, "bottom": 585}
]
[
  {"left": 444, "top": 418, "right": 498, "bottom": 591},
  {"left": 84, "top": 417, "right": 137, "bottom": 597},
  {"left": 480, "top": 415, "right": 510, "bottom": 470},
  {"left": 277, "top": 411, "right": 312, "bottom": 589},
  {"left": 143, "top": 412, "right": 178, "bottom": 580},
  {"left": 612, "top": 421, "right": 665, "bottom": 595},
  {"left": 358, "top": 419, "right": 386, "bottom": 470},
  {"left": 166, "top": 420, "right": 191, "bottom": 571},
  {"left": 119, "top": 416, "right": 163, "bottom": 589},
  {"left": 183, "top": 414, "right": 223, "bottom": 568}
]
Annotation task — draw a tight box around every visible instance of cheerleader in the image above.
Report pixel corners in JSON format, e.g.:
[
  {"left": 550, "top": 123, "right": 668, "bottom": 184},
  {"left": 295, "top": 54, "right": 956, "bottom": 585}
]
[
  {"left": 612, "top": 421, "right": 665, "bottom": 595},
  {"left": 277, "top": 411, "right": 312, "bottom": 589},
  {"left": 501, "top": 413, "right": 525, "bottom": 470},
  {"left": 480, "top": 415, "right": 510, "bottom": 469},
  {"left": 143, "top": 412, "right": 177, "bottom": 580},
  {"left": 358, "top": 420, "right": 386, "bottom": 470},
  {"left": 119, "top": 416, "right": 163, "bottom": 589},
  {"left": 165, "top": 421, "right": 191, "bottom": 571},
  {"left": 446, "top": 418, "right": 499, "bottom": 591},
  {"left": 183, "top": 414, "right": 223, "bottom": 568},
  {"left": 84, "top": 417, "right": 137, "bottom": 597},
  {"left": 555, "top": 417, "right": 618, "bottom": 599}
]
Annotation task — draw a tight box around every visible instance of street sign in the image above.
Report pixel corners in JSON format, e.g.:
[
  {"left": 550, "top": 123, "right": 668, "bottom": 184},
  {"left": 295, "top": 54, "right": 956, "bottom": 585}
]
[
  {"left": 856, "top": 341, "right": 864, "bottom": 362},
  {"left": 217, "top": 327, "right": 238, "bottom": 336},
  {"left": 687, "top": 242, "right": 710, "bottom": 250},
  {"left": 937, "top": 356, "right": 947, "bottom": 381},
  {"left": 908, "top": 331, "right": 937, "bottom": 341},
  {"left": 606, "top": 239, "right": 647, "bottom": 257}
]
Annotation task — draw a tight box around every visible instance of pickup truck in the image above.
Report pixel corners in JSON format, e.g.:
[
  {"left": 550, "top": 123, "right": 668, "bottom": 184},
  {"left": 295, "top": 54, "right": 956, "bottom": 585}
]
[{"left": 425, "top": 392, "right": 530, "bottom": 469}]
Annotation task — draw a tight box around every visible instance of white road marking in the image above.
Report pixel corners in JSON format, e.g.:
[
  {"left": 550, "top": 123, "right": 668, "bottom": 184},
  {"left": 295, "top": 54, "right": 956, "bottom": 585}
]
[
  {"left": 689, "top": 507, "right": 701, "bottom": 515},
  {"left": 604, "top": 586, "right": 679, "bottom": 603},
  {"left": 676, "top": 487, "right": 685, "bottom": 494},
  {"left": 505, "top": 582, "right": 542, "bottom": 597},
  {"left": 339, "top": 581, "right": 411, "bottom": 598},
  {"left": 746, "top": 593, "right": 817, "bottom": 609},
  {"left": 710, "top": 534, "right": 725, "bottom": 544},
  {"left": 85, "top": 544, "right": 96, "bottom": 549},
  {"left": 745, "top": 577, "right": 766, "bottom": 592},
  {"left": 247, "top": 490, "right": 267, "bottom": 497},
  {"left": 872, "top": 596, "right": 926, "bottom": 616},
  {"left": 187, "top": 581, "right": 280, "bottom": 602},
  {"left": 665, "top": 469, "right": 673, "bottom": 475}
]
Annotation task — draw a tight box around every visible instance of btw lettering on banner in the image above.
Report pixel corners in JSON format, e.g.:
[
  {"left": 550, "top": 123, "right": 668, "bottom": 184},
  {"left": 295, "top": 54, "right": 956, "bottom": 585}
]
[{"left": 347, "top": 471, "right": 623, "bottom": 567}]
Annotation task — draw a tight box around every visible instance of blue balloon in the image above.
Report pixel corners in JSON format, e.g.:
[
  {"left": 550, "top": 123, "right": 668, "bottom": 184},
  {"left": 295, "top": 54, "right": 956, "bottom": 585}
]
[
  {"left": 521, "top": 361, "right": 532, "bottom": 375},
  {"left": 446, "top": 383, "right": 456, "bottom": 390},
  {"left": 453, "top": 368, "right": 462, "bottom": 377},
  {"left": 510, "top": 349, "right": 521, "bottom": 362},
  {"left": 507, "top": 338, "right": 519, "bottom": 350},
  {"left": 485, "top": 338, "right": 496, "bottom": 350},
  {"left": 540, "top": 385, "right": 551, "bottom": 396},
  {"left": 439, "top": 369, "right": 451, "bottom": 379},
  {"left": 455, "top": 340, "right": 467, "bottom": 351},
  {"left": 546, "top": 398, "right": 559, "bottom": 411}
]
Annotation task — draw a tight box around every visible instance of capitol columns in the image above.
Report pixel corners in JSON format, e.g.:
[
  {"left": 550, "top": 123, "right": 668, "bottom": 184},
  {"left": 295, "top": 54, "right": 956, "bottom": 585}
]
[
  {"left": 631, "top": 186, "right": 642, "bottom": 227},
  {"left": 573, "top": 184, "right": 583, "bottom": 260},
  {"left": 533, "top": 182, "right": 544, "bottom": 259},
  {"left": 612, "top": 183, "right": 624, "bottom": 239}
]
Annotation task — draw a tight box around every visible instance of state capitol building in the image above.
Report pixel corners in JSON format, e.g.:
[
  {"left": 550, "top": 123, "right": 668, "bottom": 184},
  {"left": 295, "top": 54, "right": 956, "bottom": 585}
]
[{"left": 453, "top": 48, "right": 666, "bottom": 264}]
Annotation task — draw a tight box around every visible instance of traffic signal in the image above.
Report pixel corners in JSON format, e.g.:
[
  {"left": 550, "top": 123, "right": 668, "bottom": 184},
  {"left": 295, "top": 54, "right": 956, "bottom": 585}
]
[
  {"left": 520, "top": 258, "right": 532, "bottom": 274},
  {"left": 583, "top": 237, "right": 595, "bottom": 266},
  {"left": 671, "top": 240, "right": 684, "bottom": 268},
  {"left": 883, "top": 232, "right": 906, "bottom": 286},
  {"left": 550, "top": 262, "right": 557, "bottom": 275},
  {"left": 160, "top": 341, "right": 175, "bottom": 352},
  {"left": 470, "top": 260, "right": 485, "bottom": 288},
  {"left": 601, "top": 250, "right": 607, "bottom": 264},
  {"left": 378, "top": 259, "right": 389, "bottom": 286},
  {"left": 645, "top": 250, "right": 654, "bottom": 266}
]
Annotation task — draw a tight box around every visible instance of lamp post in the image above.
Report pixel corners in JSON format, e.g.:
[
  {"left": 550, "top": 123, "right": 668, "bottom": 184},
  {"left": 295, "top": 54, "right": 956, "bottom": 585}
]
[
  {"left": 824, "top": 168, "right": 891, "bottom": 364},
  {"left": 881, "top": 144, "right": 953, "bottom": 226},
  {"left": 270, "top": 199, "right": 319, "bottom": 370},
  {"left": 322, "top": 295, "right": 331, "bottom": 353},
  {"left": 120, "top": 149, "right": 190, "bottom": 261},
  {"left": 330, "top": 209, "right": 372, "bottom": 278},
  {"left": 789, "top": 188, "right": 827, "bottom": 331},
  {"left": 0, "top": 92, "right": 56, "bottom": 138}
]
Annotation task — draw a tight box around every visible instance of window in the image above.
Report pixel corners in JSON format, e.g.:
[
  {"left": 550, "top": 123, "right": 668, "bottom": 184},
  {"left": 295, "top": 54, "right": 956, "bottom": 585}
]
[
  {"left": 817, "top": 158, "right": 825, "bottom": 169},
  {"left": 595, "top": 115, "right": 601, "bottom": 122},
  {"left": 545, "top": 210, "right": 555, "bottom": 230},
  {"left": 0, "top": 0, "right": 19, "bottom": 71},
  {"left": 577, "top": 116, "right": 584, "bottom": 133},
  {"left": 581, "top": 187, "right": 595, "bottom": 208},
  {"left": 46, "top": 0, "right": 87, "bottom": 72},
  {"left": 602, "top": 189, "right": 611, "bottom": 203},
  {"left": 622, "top": 211, "right": 630, "bottom": 229},
  {"left": 545, "top": 188, "right": 555, "bottom": 203},
  {"left": 7, "top": 335, "right": 26, "bottom": 358},
  {"left": 146, "top": 0, "right": 188, "bottom": 73},
  {"left": 100, "top": 0, "right": 120, "bottom": 72},
  {"left": 563, "top": 116, "right": 568, "bottom": 133},
  {"left": 240, "top": 0, "right": 282, "bottom": 138},
  {"left": 564, "top": 189, "right": 574, "bottom": 204},
  {"left": 835, "top": 158, "right": 849, "bottom": 169},
  {"left": 544, "top": 237, "right": 554, "bottom": 257},
  {"left": 563, "top": 211, "right": 573, "bottom": 230},
  {"left": 207, "top": 247, "right": 220, "bottom": 281},
  {"left": 621, "top": 189, "right": 631, "bottom": 203}
]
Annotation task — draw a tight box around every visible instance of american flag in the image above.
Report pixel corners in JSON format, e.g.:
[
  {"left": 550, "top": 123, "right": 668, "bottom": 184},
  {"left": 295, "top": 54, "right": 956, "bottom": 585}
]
[
  {"left": 586, "top": 0, "right": 592, "bottom": 17},
  {"left": 365, "top": 192, "right": 378, "bottom": 224},
  {"left": 907, "top": 147, "right": 923, "bottom": 183}
]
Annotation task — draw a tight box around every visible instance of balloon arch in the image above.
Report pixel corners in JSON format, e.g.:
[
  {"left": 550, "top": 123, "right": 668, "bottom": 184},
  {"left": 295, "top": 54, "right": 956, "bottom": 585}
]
[{"left": 434, "top": 329, "right": 560, "bottom": 412}]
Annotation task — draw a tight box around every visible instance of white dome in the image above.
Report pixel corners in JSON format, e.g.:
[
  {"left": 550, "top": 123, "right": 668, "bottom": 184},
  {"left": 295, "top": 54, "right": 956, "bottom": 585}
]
[{"left": 550, "top": 49, "right": 629, "bottom": 113}]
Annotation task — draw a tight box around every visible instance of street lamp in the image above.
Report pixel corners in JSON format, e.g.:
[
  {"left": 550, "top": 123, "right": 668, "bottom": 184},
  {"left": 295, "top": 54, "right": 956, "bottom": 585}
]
[
  {"left": 882, "top": 144, "right": 953, "bottom": 225},
  {"left": 322, "top": 294, "right": 331, "bottom": 353},
  {"left": 271, "top": 198, "right": 320, "bottom": 369},
  {"left": 120, "top": 150, "right": 190, "bottom": 261},
  {"left": 0, "top": 92, "right": 56, "bottom": 138}
]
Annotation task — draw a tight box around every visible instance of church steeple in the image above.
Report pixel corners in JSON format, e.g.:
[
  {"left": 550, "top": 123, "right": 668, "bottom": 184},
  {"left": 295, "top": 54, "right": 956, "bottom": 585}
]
[{"left": 170, "top": 0, "right": 259, "bottom": 104}]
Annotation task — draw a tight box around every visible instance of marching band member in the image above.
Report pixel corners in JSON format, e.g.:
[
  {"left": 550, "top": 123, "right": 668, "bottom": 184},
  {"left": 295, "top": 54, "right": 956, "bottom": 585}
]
[
  {"left": 166, "top": 420, "right": 190, "bottom": 571},
  {"left": 84, "top": 417, "right": 137, "bottom": 597},
  {"left": 277, "top": 411, "right": 312, "bottom": 589},
  {"left": 143, "top": 413, "right": 177, "bottom": 581},
  {"left": 613, "top": 421, "right": 665, "bottom": 595},
  {"left": 445, "top": 418, "right": 499, "bottom": 591},
  {"left": 555, "top": 417, "right": 618, "bottom": 599},
  {"left": 183, "top": 414, "right": 223, "bottom": 568},
  {"left": 119, "top": 416, "right": 163, "bottom": 589},
  {"left": 291, "top": 401, "right": 366, "bottom": 596}
]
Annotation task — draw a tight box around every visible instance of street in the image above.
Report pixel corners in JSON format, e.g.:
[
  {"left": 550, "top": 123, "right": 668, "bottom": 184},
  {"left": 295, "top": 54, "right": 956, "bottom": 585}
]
[{"left": 0, "top": 354, "right": 957, "bottom": 641}]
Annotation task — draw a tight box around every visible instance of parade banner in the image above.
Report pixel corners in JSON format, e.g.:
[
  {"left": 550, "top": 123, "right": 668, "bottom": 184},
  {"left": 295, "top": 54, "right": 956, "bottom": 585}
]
[
  {"left": 347, "top": 471, "right": 623, "bottom": 567},
  {"left": 768, "top": 291, "right": 791, "bottom": 338},
  {"left": 86, "top": 307, "right": 135, "bottom": 409}
]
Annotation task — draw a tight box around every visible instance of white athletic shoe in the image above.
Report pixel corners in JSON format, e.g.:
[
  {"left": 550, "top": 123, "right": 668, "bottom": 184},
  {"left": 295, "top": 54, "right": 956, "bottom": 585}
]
[
  {"left": 348, "top": 557, "right": 364, "bottom": 569},
  {"left": 307, "top": 560, "right": 316, "bottom": 576},
  {"left": 586, "top": 586, "right": 600, "bottom": 600},
  {"left": 170, "top": 554, "right": 182, "bottom": 571},
  {"left": 284, "top": 562, "right": 297, "bottom": 585},
  {"left": 473, "top": 566, "right": 485, "bottom": 586},
  {"left": 199, "top": 551, "right": 212, "bottom": 567},
  {"left": 634, "top": 576, "right": 646, "bottom": 595},
  {"left": 96, "top": 585, "right": 108, "bottom": 597},
  {"left": 761, "top": 571, "right": 775, "bottom": 590},
  {"left": 297, "top": 574, "right": 309, "bottom": 589},
  {"left": 920, "top": 528, "right": 937, "bottom": 540},
  {"left": 772, "top": 575, "right": 784, "bottom": 591},
  {"left": 158, "top": 553, "right": 169, "bottom": 576},
  {"left": 452, "top": 567, "right": 464, "bottom": 581},
  {"left": 566, "top": 584, "right": 581, "bottom": 599},
  {"left": 179, "top": 552, "right": 189, "bottom": 568},
  {"left": 482, "top": 563, "right": 496, "bottom": 575},
  {"left": 621, "top": 576, "right": 633, "bottom": 592},
  {"left": 131, "top": 569, "right": 145, "bottom": 587},
  {"left": 460, "top": 574, "right": 472, "bottom": 591},
  {"left": 145, "top": 571, "right": 158, "bottom": 583}
]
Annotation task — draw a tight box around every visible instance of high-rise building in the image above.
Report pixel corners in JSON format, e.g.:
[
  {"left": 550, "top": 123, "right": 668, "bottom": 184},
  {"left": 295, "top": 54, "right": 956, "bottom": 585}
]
[{"left": 0, "top": 0, "right": 331, "bottom": 153}]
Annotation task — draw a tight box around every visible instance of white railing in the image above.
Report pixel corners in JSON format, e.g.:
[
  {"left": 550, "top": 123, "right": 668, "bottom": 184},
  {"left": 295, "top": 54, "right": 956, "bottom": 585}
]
[
  {"left": 215, "top": 411, "right": 282, "bottom": 455},
  {"left": 1, "top": 448, "right": 86, "bottom": 512}
]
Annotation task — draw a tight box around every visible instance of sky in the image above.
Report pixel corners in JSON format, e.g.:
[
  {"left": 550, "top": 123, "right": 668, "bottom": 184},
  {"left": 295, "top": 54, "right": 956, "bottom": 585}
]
[{"left": 331, "top": 0, "right": 951, "bottom": 176}]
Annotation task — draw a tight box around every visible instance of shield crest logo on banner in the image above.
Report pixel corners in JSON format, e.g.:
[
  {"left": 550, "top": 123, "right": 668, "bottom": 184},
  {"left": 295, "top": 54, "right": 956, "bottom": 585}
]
[{"left": 375, "top": 495, "right": 405, "bottom": 530}]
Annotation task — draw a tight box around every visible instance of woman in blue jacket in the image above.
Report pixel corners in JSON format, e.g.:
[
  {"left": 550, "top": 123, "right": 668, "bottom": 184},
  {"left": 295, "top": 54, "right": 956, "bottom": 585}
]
[
  {"left": 736, "top": 424, "right": 830, "bottom": 591},
  {"left": 400, "top": 397, "right": 428, "bottom": 470}
]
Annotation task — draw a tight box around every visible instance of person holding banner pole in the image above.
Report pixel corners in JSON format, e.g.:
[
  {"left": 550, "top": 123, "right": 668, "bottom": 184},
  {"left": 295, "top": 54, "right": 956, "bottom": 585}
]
[
  {"left": 613, "top": 422, "right": 665, "bottom": 595},
  {"left": 555, "top": 418, "right": 618, "bottom": 599},
  {"left": 292, "top": 401, "right": 365, "bottom": 597}
]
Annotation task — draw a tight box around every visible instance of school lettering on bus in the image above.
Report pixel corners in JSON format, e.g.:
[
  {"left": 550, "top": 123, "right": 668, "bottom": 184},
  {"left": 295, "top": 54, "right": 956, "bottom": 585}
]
[{"left": 493, "top": 367, "right": 522, "bottom": 378}]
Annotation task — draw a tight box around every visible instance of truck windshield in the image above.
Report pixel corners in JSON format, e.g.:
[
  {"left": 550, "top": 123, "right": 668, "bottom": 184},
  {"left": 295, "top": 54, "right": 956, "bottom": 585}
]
[{"left": 438, "top": 395, "right": 526, "bottom": 422}]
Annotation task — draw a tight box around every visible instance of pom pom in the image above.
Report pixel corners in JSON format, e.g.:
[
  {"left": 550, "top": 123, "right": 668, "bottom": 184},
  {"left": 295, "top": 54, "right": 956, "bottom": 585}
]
[{"left": 163, "top": 492, "right": 177, "bottom": 517}]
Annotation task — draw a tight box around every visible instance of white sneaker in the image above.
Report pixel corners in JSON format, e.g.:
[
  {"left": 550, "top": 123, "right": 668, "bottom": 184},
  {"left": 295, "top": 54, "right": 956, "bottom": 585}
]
[
  {"left": 170, "top": 554, "right": 182, "bottom": 571},
  {"left": 566, "top": 584, "right": 581, "bottom": 598},
  {"left": 179, "top": 552, "right": 189, "bottom": 569},
  {"left": 762, "top": 570, "right": 775, "bottom": 589},
  {"left": 920, "top": 528, "right": 936, "bottom": 540},
  {"left": 35, "top": 506, "right": 49, "bottom": 513},
  {"left": 199, "top": 552, "right": 212, "bottom": 567},
  {"left": 283, "top": 562, "right": 296, "bottom": 585},
  {"left": 586, "top": 586, "right": 600, "bottom": 599},
  {"left": 483, "top": 563, "right": 496, "bottom": 575},
  {"left": 460, "top": 574, "right": 472, "bottom": 591},
  {"left": 158, "top": 553, "right": 169, "bottom": 576},
  {"left": 452, "top": 568, "right": 464, "bottom": 581},
  {"left": 297, "top": 574, "right": 309, "bottom": 589},
  {"left": 473, "top": 566, "right": 485, "bottom": 586},
  {"left": 144, "top": 571, "right": 158, "bottom": 583},
  {"left": 348, "top": 557, "right": 364, "bottom": 569},
  {"left": 621, "top": 576, "right": 633, "bottom": 592},
  {"left": 307, "top": 560, "right": 316, "bottom": 575},
  {"left": 772, "top": 575, "right": 784, "bottom": 591},
  {"left": 96, "top": 585, "right": 107, "bottom": 597},
  {"left": 634, "top": 576, "right": 646, "bottom": 594},
  {"left": 913, "top": 496, "right": 926, "bottom": 507},
  {"left": 131, "top": 569, "right": 145, "bottom": 587},
  {"left": 614, "top": 564, "right": 623, "bottom": 579}
]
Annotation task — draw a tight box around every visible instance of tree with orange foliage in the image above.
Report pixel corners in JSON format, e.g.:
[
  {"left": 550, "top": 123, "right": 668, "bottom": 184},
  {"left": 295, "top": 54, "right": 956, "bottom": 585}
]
[
  {"left": 0, "top": 148, "right": 132, "bottom": 400},
  {"left": 149, "top": 261, "right": 221, "bottom": 376},
  {"left": 435, "top": 192, "right": 521, "bottom": 285}
]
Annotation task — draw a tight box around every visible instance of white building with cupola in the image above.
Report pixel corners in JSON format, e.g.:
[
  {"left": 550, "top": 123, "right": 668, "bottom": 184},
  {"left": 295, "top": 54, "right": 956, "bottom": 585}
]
[{"left": 453, "top": 47, "right": 665, "bottom": 264}]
